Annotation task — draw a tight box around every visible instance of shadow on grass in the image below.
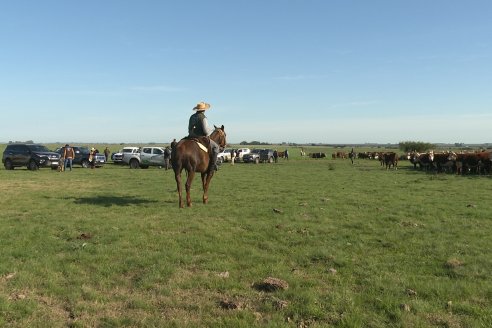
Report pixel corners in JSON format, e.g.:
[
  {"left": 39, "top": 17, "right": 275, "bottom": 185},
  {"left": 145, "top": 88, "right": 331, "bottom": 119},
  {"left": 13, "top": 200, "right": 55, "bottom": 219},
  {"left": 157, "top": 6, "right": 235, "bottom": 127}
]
[{"left": 72, "top": 195, "right": 158, "bottom": 207}]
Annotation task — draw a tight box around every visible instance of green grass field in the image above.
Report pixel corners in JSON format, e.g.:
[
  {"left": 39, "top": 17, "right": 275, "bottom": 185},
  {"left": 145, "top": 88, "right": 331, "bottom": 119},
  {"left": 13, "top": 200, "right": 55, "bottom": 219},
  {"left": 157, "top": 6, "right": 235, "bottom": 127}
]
[{"left": 1, "top": 144, "right": 491, "bottom": 327}]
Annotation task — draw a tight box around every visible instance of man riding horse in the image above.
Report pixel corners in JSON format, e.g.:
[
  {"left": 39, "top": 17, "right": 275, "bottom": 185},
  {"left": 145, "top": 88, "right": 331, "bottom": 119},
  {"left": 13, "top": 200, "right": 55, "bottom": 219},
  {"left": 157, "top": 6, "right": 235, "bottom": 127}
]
[{"left": 188, "top": 101, "right": 220, "bottom": 171}]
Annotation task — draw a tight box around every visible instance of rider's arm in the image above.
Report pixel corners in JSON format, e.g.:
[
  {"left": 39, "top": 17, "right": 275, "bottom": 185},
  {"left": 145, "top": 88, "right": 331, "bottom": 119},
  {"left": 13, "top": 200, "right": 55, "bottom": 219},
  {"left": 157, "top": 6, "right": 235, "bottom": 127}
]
[{"left": 201, "top": 116, "right": 213, "bottom": 136}]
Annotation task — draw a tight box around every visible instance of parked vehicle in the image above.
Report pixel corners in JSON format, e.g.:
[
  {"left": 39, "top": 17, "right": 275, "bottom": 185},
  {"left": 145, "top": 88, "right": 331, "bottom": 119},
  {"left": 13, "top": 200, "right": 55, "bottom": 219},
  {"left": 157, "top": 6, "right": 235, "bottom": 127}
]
[
  {"left": 2, "top": 143, "right": 61, "bottom": 170},
  {"left": 260, "top": 149, "right": 275, "bottom": 163},
  {"left": 55, "top": 146, "right": 105, "bottom": 168},
  {"left": 235, "top": 148, "right": 251, "bottom": 162},
  {"left": 111, "top": 147, "right": 140, "bottom": 164},
  {"left": 242, "top": 149, "right": 263, "bottom": 164},
  {"left": 122, "top": 146, "right": 166, "bottom": 169},
  {"left": 217, "top": 148, "right": 232, "bottom": 163}
]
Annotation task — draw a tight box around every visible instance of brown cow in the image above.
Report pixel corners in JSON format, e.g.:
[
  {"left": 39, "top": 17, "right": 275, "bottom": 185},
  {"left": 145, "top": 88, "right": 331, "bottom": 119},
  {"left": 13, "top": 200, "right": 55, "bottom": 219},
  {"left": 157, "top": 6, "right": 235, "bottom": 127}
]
[
  {"left": 382, "top": 152, "right": 398, "bottom": 170},
  {"left": 433, "top": 151, "right": 455, "bottom": 173},
  {"left": 336, "top": 151, "right": 347, "bottom": 159},
  {"left": 455, "top": 151, "right": 492, "bottom": 175}
]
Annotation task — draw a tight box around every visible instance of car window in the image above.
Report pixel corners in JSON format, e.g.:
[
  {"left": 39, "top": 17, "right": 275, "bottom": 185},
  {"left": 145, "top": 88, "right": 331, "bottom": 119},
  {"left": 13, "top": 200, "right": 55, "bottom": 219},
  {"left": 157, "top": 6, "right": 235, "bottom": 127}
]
[
  {"left": 8, "top": 145, "right": 24, "bottom": 152},
  {"left": 153, "top": 148, "right": 163, "bottom": 155},
  {"left": 28, "top": 145, "right": 50, "bottom": 152},
  {"left": 143, "top": 148, "right": 152, "bottom": 154}
]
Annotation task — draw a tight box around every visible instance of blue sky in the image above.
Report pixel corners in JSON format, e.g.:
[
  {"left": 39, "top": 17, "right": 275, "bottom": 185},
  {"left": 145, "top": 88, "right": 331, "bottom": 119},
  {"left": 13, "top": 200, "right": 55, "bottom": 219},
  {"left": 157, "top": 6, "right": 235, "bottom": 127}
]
[{"left": 1, "top": 0, "right": 491, "bottom": 144}]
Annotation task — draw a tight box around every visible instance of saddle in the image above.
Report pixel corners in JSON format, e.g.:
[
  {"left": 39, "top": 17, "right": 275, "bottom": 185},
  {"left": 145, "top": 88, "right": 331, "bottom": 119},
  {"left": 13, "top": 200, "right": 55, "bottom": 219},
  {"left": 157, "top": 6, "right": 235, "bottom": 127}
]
[{"left": 183, "top": 136, "right": 210, "bottom": 153}]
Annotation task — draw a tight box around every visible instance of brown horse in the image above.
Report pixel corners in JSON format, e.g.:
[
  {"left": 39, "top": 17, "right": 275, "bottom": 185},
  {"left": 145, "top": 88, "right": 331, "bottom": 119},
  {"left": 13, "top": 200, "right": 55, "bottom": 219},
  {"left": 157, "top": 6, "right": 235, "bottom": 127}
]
[{"left": 171, "top": 125, "right": 227, "bottom": 208}]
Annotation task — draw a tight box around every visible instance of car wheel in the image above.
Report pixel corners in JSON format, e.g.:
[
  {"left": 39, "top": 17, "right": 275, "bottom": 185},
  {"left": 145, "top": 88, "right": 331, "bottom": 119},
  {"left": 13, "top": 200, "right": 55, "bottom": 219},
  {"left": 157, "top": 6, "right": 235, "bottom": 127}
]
[
  {"left": 28, "top": 160, "right": 39, "bottom": 171},
  {"left": 130, "top": 159, "right": 140, "bottom": 169},
  {"left": 4, "top": 159, "right": 14, "bottom": 170},
  {"left": 81, "top": 160, "right": 90, "bottom": 168},
  {"left": 268, "top": 157, "right": 274, "bottom": 163}
]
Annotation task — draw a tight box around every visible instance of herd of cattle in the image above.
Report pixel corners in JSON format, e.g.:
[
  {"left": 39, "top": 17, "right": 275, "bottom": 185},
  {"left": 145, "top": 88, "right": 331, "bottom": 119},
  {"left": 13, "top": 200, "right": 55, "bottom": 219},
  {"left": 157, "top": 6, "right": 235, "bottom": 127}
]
[
  {"left": 308, "top": 149, "right": 492, "bottom": 175},
  {"left": 407, "top": 150, "right": 492, "bottom": 175}
]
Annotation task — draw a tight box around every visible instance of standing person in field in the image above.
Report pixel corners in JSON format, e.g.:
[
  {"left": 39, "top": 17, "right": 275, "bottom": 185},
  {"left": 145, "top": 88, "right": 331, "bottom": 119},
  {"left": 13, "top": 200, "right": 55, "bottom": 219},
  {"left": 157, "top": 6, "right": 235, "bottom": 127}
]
[
  {"left": 171, "top": 138, "right": 177, "bottom": 150},
  {"left": 104, "top": 147, "right": 111, "bottom": 162},
  {"left": 63, "top": 144, "right": 75, "bottom": 171},
  {"left": 164, "top": 146, "right": 172, "bottom": 170},
  {"left": 350, "top": 148, "right": 356, "bottom": 165},
  {"left": 188, "top": 101, "right": 219, "bottom": 171},
  {"left": 89, "top": 147, "right": 97, "bottom": 169},
  {"left": 273, "top": 149, "right": 278, "bottom": 163},
  {"left": 284, "top": 149, "right": 289, "bottom": 160},
  {"left": 231, "top": 148, "right": 236, "bottom": 165}
]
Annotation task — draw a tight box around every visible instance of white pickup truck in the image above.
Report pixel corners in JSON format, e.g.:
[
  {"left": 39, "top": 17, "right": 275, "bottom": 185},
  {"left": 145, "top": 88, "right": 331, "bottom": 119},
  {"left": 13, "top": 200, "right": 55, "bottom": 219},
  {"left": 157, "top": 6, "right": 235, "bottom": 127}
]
[
  {"left": 122, "top": 146, "right": 167, "bottom": 169},
  {"left": 112, "top": 146, "right": 140, "bottom": 164}
]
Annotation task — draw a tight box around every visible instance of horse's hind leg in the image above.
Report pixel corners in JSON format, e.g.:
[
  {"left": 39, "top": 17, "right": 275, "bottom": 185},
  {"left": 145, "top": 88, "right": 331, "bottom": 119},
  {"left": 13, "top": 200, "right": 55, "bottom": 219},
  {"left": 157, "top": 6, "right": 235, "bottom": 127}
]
[
  {"left": 201, "top": 173, "right": 208, "bottom": 204},
  {"left": 202, "top": 172, "right": 214, "bottom": 204},
  {"left": 174, "top": 171, "right": 184, "bottom": 208},
  {"left": 185, "top": 171, "right": 195, "bottom": 207}
]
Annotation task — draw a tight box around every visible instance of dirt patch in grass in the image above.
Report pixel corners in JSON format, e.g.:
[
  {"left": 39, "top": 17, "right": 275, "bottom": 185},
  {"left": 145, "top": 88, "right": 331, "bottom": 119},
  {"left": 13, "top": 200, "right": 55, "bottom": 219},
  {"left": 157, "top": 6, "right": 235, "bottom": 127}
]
[{"left": 445, "top": 258, "right": 464, "bottom": 269}]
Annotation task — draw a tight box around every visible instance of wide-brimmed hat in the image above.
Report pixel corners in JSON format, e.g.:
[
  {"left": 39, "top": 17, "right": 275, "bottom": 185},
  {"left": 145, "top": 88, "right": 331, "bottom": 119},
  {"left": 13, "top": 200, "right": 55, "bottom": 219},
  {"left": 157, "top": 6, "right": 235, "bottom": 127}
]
[
  {"left": 91, "top": 147, "right": 95, "bottom": 151},
  {"left": 193, "top": 102, "right": 211, "bottom": 111}
]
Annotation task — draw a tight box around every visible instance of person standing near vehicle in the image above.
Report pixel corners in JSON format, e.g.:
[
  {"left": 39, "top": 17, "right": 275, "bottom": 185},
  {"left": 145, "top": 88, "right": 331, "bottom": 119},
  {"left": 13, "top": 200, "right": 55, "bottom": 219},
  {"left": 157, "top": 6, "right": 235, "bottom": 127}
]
[
  {"left": 89, "top": 147, "right": 97, "bottom": 169},
  {"left": 171, "top": 138, "right": 177, "bottom": 150},
  {"left": 104, "top": 147, "right": 111, "bottom": 162},
  {"left": 188, "top": 101, "right": 219, "bottom": 171},
  {"left": 63, "top": 144, "right": 75, "bottom": 171},
  {"left": 164, "top": 146, "right": 172, "bottom": 170},
  {"left": 231, "top": 148, "right": 236, "bottom": 165}
]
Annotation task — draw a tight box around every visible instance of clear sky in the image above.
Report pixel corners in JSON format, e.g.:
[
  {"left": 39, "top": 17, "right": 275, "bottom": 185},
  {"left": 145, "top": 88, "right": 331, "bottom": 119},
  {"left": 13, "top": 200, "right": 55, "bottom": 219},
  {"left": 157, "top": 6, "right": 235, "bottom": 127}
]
[{"left": 1, "top": 1, "right": 491, "bottom": 144}]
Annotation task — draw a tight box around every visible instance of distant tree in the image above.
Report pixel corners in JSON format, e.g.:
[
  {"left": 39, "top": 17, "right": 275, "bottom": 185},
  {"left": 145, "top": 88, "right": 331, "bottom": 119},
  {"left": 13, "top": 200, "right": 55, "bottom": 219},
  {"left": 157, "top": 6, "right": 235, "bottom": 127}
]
[{"left": 399, "top": 141, "right": 435, "bottom": 153}]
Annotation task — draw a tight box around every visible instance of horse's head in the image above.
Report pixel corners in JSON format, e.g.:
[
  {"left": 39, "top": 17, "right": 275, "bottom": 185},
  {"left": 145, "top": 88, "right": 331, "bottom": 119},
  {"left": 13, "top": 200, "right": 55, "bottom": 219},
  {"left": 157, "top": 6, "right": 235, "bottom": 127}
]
[{"left": 211, "top": 125, "right": 227, "bottom": 150}]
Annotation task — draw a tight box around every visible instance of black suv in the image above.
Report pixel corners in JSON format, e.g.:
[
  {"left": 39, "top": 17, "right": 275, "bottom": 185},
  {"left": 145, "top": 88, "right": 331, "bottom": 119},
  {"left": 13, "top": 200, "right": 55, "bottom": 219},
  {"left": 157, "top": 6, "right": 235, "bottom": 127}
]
[
  {"left": 2, "top": 143, "right": 61, "bottom": 170},
  {"left": 242, "top": 149, "right": 263, "bottom": 164},
  {"left": 260, "top": 149, "right": 275, "bottom": 163}
]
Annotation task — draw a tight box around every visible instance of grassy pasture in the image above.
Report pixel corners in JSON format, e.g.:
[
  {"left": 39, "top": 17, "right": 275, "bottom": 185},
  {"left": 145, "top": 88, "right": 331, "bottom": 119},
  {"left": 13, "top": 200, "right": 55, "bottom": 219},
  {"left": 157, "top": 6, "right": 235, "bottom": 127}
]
[{"left": 0, "top": 144, "right": 491, "bottom": 327}]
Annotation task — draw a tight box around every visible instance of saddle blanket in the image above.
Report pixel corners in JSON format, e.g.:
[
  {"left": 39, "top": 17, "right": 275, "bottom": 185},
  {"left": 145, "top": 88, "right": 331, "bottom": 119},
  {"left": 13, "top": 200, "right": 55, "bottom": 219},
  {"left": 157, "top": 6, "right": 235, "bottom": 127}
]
[{"left": 195, "top": 141, "right": 208, "bottom": 153}]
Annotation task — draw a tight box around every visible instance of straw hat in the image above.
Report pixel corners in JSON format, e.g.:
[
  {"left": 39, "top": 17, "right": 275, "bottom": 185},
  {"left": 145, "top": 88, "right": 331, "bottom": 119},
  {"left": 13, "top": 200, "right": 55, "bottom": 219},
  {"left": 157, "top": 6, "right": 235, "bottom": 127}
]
[{"left": 193, "top": 102, "right": 211, "bottom": 111}]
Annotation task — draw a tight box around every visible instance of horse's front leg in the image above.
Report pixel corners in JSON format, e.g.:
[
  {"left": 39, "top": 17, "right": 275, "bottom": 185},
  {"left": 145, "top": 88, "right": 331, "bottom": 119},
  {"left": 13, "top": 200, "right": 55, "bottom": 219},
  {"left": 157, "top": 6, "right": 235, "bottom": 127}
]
[
  {"left": 202, "top": 171, "right": 214, "bottom": 204},
  {"left": 185, "top": 171, "right": 195, "bottom": 207}
]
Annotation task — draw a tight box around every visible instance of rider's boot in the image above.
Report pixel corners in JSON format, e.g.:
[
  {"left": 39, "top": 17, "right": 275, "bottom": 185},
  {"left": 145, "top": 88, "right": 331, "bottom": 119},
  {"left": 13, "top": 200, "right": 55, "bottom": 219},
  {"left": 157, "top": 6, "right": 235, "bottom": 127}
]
[{"left": 209, "top": 150, "right": 219, "bottom": 171}]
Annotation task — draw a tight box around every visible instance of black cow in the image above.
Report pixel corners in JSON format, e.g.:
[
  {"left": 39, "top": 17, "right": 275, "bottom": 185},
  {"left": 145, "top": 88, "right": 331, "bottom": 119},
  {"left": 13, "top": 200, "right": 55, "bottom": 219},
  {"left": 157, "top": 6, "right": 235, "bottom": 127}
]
[{"left": 309, "top": 152, "right": 326, "bottom": 159}]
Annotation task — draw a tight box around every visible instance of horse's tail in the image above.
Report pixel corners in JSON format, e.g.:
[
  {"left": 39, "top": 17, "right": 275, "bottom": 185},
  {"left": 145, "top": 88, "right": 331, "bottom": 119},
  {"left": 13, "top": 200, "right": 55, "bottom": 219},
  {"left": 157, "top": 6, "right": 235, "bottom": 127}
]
[{"left": 171, "top": 140, "right": 182, "bottom": 171}]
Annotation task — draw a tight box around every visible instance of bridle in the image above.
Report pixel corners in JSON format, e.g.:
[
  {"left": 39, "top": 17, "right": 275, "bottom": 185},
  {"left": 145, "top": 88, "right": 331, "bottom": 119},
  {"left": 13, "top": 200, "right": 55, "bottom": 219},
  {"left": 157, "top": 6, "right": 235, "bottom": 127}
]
[{"left": 210, "top": 127, "right": 226, "bottom": 151}]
